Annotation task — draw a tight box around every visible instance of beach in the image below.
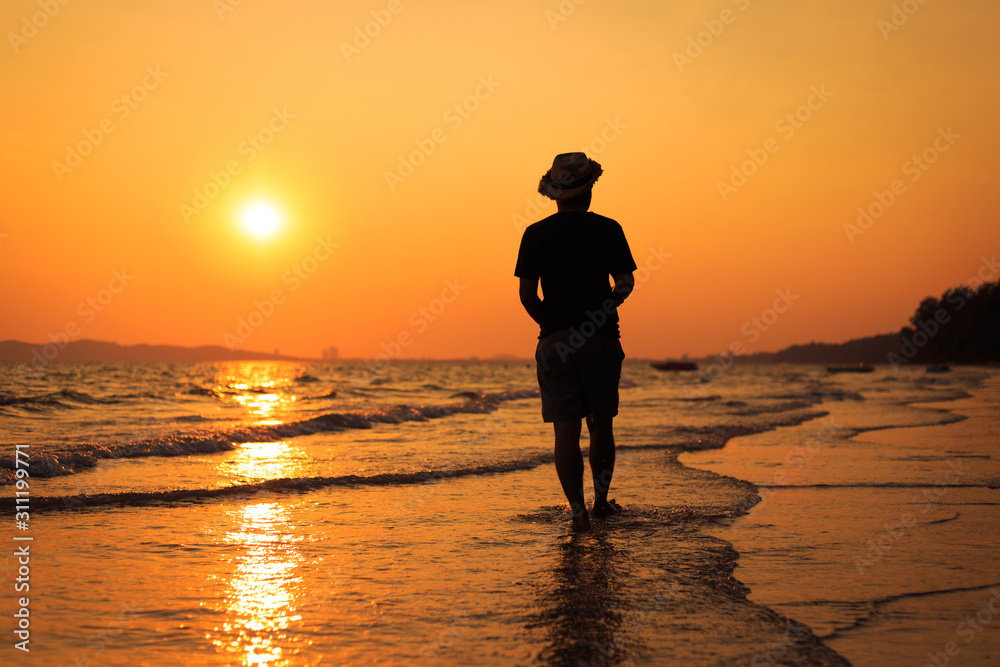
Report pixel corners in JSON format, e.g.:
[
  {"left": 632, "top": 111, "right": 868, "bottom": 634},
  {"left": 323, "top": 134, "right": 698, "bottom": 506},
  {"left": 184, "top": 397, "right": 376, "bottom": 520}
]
[
  {"left": 2, "top": 361, "right": 997, "bottom": 665},
  {"left": 4, "top": 1, "right": 999, "bottom": 664},
  {"left": 686, "top": 371, "right": 1000, "bottom": 666}
]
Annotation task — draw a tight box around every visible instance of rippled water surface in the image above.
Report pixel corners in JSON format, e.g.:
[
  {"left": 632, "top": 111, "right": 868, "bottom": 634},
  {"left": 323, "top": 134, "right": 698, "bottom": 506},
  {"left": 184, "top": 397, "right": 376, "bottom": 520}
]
[{"left": 1, "top": 361, "right": 996, "bottom": 665}]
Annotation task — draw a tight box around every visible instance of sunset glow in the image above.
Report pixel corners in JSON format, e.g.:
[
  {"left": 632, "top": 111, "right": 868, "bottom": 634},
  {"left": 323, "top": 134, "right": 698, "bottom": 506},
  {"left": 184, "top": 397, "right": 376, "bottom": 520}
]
[
  {"left": 240, "top": 202, "right": 283, "bottom": 240},
  {"left": 1, "top": 1, "right": 997, "bottom": 360},
  {"left": 4, "top": 3, "right": 997, "bottom": 661}
]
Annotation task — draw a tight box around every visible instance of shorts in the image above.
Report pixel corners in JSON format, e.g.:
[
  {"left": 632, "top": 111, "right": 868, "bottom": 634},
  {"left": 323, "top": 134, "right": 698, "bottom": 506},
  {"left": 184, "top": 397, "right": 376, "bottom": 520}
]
[{"left": 535, "top": 330, "right": 625, "bottom": 423}]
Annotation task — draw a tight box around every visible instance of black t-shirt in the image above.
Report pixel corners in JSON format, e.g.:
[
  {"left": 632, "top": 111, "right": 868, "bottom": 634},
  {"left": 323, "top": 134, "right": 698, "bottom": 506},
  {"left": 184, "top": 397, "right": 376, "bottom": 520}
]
[{"left": 515, "top": 211, "right": 637, "bottom": 338}]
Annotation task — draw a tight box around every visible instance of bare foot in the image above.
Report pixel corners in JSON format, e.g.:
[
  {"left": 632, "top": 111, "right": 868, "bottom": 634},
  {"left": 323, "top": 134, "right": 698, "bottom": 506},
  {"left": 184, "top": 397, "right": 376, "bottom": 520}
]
[
  {"left": 571, "top": 506, "right": 591, "bottom": 532},
  {"left": 592, "top": 498, "right": 622, "bottom": 517}
]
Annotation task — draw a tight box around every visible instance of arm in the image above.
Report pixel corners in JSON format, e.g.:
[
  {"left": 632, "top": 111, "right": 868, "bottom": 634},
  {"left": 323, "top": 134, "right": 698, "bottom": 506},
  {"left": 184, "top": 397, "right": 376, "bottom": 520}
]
[
  {"left": 612, "top": 272, "right": 634, "bottom": 306},
  {"left": 519, "top": 277, "right": 546, "bottom": 325}
]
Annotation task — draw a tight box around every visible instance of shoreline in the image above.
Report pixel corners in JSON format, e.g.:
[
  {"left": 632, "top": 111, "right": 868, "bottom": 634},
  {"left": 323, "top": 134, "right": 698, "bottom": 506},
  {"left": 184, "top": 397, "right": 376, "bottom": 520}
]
[
  {"left": 9, "top": 363, "right": 978, "bottom": 664},
  {"left": 9, "top": 389, "right": 856, "bottom": 665},
  {"left": 683, "top": 370, "right": 1000, "bottom": 665}
]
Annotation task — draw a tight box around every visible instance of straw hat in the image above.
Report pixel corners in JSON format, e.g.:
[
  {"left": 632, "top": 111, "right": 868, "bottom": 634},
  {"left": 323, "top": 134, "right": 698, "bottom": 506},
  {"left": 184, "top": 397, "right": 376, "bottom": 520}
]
[{"left": 537, "top": 152, "right": 603, "bottom": 200}]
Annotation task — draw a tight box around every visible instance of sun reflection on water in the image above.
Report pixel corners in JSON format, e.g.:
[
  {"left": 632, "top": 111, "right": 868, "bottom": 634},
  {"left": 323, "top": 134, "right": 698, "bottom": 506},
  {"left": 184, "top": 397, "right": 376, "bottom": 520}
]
[
  {"left": 200, "top": 363, "right": 322, "bottom": 663},
  {"left": 232, "top": 390, "right": 286, "bottom": 424},
  {"left": 207, "top": 502, "right": 305, "bottom": 666},
  {"left": 212, "top": 363, "right": 302, "bottom": 424},
  {"left": 223, "top": 440, "right": 303, "bottom": 484}
]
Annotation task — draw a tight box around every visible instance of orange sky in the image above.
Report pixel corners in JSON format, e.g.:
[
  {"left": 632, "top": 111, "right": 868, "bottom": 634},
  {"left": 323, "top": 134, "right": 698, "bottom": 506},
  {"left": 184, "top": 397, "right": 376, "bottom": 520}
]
[{"left": 2, "top": 0, "right": 998, "bottom": 360}]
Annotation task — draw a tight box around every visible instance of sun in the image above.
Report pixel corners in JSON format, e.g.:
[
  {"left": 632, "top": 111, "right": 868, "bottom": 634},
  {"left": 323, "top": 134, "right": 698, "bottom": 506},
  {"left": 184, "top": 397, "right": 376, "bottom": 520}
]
[{"left": 240, "top": 202, "right": 283, "bottom": 239}]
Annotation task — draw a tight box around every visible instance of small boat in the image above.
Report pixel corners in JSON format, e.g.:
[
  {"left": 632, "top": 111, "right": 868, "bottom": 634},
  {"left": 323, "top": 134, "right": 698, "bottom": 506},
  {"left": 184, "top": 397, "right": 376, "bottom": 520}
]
[
  {"left": 826, "top": 363, "right": 874, "bottom": 374},
  {"left": 926, "top": 365, "right": 951, "bottom": 373},
  {"left": 651, "top": 360, "right": 699, "bottom": 371}
]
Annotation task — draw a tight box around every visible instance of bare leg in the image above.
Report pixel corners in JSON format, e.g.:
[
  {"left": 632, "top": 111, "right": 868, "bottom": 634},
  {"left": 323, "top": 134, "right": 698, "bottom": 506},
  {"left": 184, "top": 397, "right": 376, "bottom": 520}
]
[
  {"left": 587, "top": 415, "right": 618, "bottom": 515},
  {"left": 553, "top": 419, "right": 590, "bottom": 531}
]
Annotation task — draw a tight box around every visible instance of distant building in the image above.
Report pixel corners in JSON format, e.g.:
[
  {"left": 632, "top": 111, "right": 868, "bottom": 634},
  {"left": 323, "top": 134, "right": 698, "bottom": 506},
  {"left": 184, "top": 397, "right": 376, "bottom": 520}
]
[{"left": 322, "top": 346, "right": 339, "bottom": 361}]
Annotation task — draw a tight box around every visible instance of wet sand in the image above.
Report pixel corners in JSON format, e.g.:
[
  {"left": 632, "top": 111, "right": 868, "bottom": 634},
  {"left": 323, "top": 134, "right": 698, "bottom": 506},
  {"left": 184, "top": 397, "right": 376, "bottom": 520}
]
[
  {"left": 10, "top": 362, "right": 982, "bottom": 664},
  {"left": 7, "top": 403, "right": 850, "bottom": 665},
  {"left": 685, "top": 372, "right": 1000, "bottom": 666}
]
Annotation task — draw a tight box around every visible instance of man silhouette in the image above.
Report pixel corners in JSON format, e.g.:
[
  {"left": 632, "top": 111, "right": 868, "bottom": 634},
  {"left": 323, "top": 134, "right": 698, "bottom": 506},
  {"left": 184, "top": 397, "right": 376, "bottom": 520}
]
[{"left": 515, "top": 152, "right": 637, "bottom": 531}]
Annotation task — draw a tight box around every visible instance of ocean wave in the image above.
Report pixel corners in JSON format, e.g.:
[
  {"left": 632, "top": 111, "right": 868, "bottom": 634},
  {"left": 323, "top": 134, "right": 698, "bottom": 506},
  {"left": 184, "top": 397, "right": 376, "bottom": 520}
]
[
  {"left": 9, "top": 454, "right": 556, "bottom": 512},
  {"left": 175, "top": 414, "right": 228, "bottom": 423},
  {"left": 757, "top": 482, "right": 987, "bottom": 489},
  {"left": 183, "top": 384, "right": 221, "bottom": 398},
  {"left": 620, "top": 410, "right": 828, "bottom": 454},
  {"left": 649, "top": 425, "right": 768, "bottom": 450},
  {"left": 0, "top": 389, "right": 541, "bottom": 484},
  {"left": 107, "top": 391, "right": 169, "bottom": 400},
  {"left": 512, "top": 503, "right": 702, "bottom": 527},
  {"left": 0, "top": 389, "right": 122, "bottom": 410},
  {"left": 671, "top": 410, "right": 830, "bottom": 451},
  {"left": 450, "top": 390, "right": 481, "bottom": 400},
  {"left": 302, "top": 390, "right": 338, "bottom": 401},
  {"left": 821, "top": 582, "right": 1000, "bottom": 640},
  {"left": 675, "top": 394, "right": 722, "bottom": 402},
  {"left": 0, "top": 436, "right": 237, "bottom": 483},
  {"left": 344, "top": 387, "right": 378, "bottom": 396},
  {"left": 726, "top": 400, "right": 817, "bottom": 416},
  {"left": 769, "top": 389, "right": 865, "bottom": 402}
]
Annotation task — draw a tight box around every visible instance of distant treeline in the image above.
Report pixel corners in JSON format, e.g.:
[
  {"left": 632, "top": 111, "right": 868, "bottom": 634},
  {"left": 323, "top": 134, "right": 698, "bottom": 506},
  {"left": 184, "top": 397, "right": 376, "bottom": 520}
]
[
  {"left": 734, "top": 334, "right": 902, "bottom": 366},
  {"left": 735, "top": 274, "right": 998, "bottom": 366},
  {"left": 0, "top": 339, "right": 311, "bottom": 364},
  {"left": 893, "top": 276, "right": 999, "bottom": 366}
]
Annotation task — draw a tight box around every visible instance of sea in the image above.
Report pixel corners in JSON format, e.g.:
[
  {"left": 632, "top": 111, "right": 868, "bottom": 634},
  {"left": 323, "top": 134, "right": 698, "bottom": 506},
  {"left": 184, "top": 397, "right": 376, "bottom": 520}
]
[{"left": 1, "top": 359, "right": 997, "bottom": 666}]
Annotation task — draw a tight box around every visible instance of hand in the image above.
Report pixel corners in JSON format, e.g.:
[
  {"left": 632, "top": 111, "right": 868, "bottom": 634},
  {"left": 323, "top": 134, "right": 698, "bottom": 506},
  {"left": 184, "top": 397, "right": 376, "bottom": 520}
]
[{"left": 612, "top": 272, "right": 634, "bottom": 306}]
